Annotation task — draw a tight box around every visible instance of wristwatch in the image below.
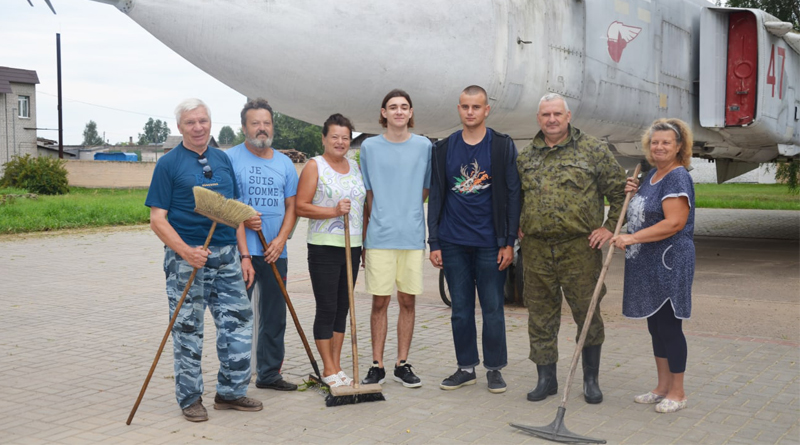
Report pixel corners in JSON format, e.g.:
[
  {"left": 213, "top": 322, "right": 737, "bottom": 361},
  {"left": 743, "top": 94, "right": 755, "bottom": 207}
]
[{"left": 240, "top": 255, "right": 252, "bottom": 260}]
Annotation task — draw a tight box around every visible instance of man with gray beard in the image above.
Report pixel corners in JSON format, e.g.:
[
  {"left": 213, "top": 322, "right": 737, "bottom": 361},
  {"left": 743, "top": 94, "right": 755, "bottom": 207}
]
[{"left": 226, "top": 98, "right": 300, "bottom": 391}]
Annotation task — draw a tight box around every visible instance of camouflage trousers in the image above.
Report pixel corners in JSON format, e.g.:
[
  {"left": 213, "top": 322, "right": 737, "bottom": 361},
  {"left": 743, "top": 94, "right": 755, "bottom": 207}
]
[
  {"left": 164, "top": 245, "right": 253, "bottom": 409},
  {"left": 521, "top": 236, "right": 605, "bottom": 365}
]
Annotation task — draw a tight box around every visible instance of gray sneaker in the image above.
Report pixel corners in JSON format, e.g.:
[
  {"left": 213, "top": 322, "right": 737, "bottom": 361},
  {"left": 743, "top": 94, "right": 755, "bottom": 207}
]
[
  {"left": 487, "top": 370, "right": 507, "bottom": 394},
  {"left": 213, "top": 394, "right": 263, "bottom": 411},
  {"left": 182, "top": 398, "right": 208, "bottom": 422},
  {"left": 440, "top": 369, "right": 477, "bottom": 390}
]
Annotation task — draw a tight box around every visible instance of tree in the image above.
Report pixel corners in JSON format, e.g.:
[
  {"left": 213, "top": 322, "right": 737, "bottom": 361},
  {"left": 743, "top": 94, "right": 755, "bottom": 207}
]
[
  {"left": 137, "top": 118, "right": 171, "bottom": 145},
  {"left": 727, "top": 0, "right": 799, "bottom": 193},
  {"left": 272, "top": 113, "right": 323, "bottom": 156},
  {"left": 218, "top": 126, "right": 235, "bottom": 144},
  {"left": 82, "top": 120, "right": 104, "bottom": 146},
  {"left": 725, "top": 0, "right": 799, "bottom": 29},
  {"left": 233, "top": 129, "right": 246, "bottom": 145}
]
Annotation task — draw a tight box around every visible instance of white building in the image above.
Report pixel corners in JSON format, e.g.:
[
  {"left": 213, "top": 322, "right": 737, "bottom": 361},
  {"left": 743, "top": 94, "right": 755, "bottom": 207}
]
[{"left": 0, "top": 66, "right": 39, "bottom": 169}]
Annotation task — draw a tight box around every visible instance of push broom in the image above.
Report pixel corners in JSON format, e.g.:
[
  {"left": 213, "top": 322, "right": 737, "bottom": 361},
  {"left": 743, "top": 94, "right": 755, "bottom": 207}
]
[
  {"left": 511, "top": 164, "right": 641, "bottom": 443},
  {"left": 126, "top": 186, "right": 257, "bottom": 425},
  {"left": 325, "top": 213, "right": 385, "bottom": 406}
]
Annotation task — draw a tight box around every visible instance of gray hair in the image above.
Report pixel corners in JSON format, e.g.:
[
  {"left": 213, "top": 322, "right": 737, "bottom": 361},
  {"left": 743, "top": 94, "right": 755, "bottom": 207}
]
[
  {"left": 649, "top": 121, "right": 682, "bottom": 143},
  {"left": 174, "top": 98, "right": 211, "bottom": 123},
  {"left": 538, "top": 93, "right": 570, "bottom": 113}
]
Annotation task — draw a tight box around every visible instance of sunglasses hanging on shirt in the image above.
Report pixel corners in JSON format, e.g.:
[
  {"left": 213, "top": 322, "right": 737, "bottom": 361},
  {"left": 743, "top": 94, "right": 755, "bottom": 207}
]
[{"left": 197, "top": 154, "right": 213, "bottom": 179}]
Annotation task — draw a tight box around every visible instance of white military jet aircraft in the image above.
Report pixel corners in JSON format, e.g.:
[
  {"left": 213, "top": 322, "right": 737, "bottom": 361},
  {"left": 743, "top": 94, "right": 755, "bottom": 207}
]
[{"left": 40, "top": 0, "right": 800, "bottom": 181}]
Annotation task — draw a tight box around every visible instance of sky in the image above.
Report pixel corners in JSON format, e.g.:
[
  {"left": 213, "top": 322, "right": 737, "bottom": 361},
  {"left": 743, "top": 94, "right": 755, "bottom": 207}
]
[{"left": 1, "top": 0, "right": 247, "bottom": 145}]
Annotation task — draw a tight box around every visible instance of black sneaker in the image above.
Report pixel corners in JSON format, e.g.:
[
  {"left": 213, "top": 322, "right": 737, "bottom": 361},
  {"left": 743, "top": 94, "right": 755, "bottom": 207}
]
[
  {"left": 487, "top": 370, "right": 507, "bottom": 394},
  {"left": 440, "top": 369, "right": 477, "bottom": 390},
  {"left": 393, "top": 361, "right": 422, "bottom": 388},
  {"left": 361, "top": 361, "right": 386, "bottom": 384}
]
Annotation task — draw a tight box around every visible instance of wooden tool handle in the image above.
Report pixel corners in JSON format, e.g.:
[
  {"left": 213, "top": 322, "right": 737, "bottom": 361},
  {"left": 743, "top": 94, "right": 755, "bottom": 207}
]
[
  {"left": 256, "top": 231, "right": 321, "bottom": 379},
  {"left": 127, "top": 221, "right": 217, "bottom": 425},
  {"left": 560, "top": 164, "right": 641, "bottom": 407},
  {"left": 343, "top": 214, "right": 360, "bottom": 387}
]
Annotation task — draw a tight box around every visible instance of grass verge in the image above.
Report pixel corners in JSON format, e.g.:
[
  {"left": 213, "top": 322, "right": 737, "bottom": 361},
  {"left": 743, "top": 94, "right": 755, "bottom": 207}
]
[
  {"left": 0, "top": 184, "right": 797, "bottom": 235},
  {"left": 695, "top": 184, "right": 799, "bottom": 210},
  {"left": 0, "top": 187, "right": 149, "bottom": 234}
]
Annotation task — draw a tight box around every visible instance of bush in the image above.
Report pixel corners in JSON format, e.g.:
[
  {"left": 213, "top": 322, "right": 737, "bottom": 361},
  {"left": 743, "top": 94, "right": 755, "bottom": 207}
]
[
  {"left": 1, "top": 154, "right": 69, "bottom": 195},
  {"left": 775, "top": 160, "right": 799, "bottom": 195}
]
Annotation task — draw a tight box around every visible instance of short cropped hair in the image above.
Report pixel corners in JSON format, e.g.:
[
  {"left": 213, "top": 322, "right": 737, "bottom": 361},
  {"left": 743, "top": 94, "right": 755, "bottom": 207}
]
[
  {"left": 538, "top": 93, "right": 570, "bottom": 113},
  {"left": 322, "top": 113, "right": 355, "bottom": 139},
  {"left": 641, "top": 118, "right": 694, "bottom": 169},
  {"left": 461, "top": 85, "right": 488, "bottom": 104},
  {"left": 240, "top": 98, "right": 274, "bottom": 126},
  {"left": 378, "top": 89, "right": 414, "bottom": 128},
  {"left": 174, "top": 98, "right": 210, "bottom": 123}
]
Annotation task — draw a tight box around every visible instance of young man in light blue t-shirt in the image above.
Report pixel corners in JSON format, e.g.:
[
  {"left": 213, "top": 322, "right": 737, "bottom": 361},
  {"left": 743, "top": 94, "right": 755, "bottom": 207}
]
[
  {"left": 226, "top": 98, "right": 299, "bottom": 392},
  {"left": 360, "top": 89, "right": 432, "bottom": 388}
]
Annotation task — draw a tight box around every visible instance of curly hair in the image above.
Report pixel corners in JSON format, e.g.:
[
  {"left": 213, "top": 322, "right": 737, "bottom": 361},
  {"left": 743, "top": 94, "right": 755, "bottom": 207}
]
[
  {"left": 240, "top": 98, "right": 273, "bottom": 126},
  {"left": 641, "top": 118, "right": 693, "bottom": 169}
]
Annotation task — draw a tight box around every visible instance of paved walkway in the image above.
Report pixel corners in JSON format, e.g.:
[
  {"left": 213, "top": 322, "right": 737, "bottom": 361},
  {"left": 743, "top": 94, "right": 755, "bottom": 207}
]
[
  {"left": 693, "top": 209, "right": 799, "bottom": 240},
  {"left": 0, "top": 220, "right": 798, "bottom": 444}
]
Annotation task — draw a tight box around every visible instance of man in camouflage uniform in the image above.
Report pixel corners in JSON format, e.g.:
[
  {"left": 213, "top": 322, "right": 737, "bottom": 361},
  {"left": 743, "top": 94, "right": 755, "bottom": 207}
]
[
  {"left": 146, "top": 98, "right": 262, "bottom": 422},
  {"left": 517, "top": 93, "right": 626, "bottom": 404}
]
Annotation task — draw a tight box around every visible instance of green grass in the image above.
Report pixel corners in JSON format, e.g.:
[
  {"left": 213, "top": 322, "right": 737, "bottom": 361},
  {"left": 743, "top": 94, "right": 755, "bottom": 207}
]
[
  {"left": 0, "top": 187, "right": 31, "bottom": 195},
  {"left": 0, "top": 187, "right": 149, "bottom": 234},
  {"left": 0, "top": 183, "right": 797, "bottom": 235},
  {"left": 694, "top": 184, "right": 799, "bottom": 210}
]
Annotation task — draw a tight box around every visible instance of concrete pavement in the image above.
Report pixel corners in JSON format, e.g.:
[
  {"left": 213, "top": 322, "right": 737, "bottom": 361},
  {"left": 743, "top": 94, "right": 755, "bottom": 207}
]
[{"left": 0, "top": 213, "right": 797, "bottom": 444}]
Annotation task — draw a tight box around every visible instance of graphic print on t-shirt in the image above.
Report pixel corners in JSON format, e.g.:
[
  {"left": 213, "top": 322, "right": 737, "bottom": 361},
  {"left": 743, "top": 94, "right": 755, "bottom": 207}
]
[
  {"left": 451, "top": 159, "right": 491, "bottom": 195},
  {"left": 240, "top": 164, "right": 285, "bottom": 209}
]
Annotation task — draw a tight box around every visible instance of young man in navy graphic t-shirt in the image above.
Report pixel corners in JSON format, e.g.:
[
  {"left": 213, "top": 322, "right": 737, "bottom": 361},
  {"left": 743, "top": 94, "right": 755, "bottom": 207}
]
[{"left": 427, "top": 85, "right": 521, "bottom": 394}]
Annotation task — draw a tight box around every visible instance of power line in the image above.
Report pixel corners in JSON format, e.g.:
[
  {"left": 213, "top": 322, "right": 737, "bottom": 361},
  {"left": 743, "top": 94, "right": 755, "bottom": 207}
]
[{"left": 36, "top": 91, "right": 242, "bottom": 126}]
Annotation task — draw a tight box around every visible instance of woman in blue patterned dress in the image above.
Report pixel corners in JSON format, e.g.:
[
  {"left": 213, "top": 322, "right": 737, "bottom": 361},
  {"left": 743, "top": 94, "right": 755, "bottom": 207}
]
[{"left": 611, "top": 118, "right": 695, "bottom": 414}]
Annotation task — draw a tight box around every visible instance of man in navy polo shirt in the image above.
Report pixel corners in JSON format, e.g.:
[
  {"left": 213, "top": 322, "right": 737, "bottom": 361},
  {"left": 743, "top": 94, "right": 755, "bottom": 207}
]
[{"left": 145, "top": 98, "right": 262, "bottom": 422}]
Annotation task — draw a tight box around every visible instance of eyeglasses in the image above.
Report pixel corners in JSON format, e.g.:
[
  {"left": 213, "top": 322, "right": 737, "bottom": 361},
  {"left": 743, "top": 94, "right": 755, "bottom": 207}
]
[{"left": 197, "top": 154, "right": 213, "bottom": 179}]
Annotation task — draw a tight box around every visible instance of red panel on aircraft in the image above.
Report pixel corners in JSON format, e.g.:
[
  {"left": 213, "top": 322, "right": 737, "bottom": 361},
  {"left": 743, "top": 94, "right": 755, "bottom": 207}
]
[{"left": 725, "top": 12, "right": 757, "bottom": 126}]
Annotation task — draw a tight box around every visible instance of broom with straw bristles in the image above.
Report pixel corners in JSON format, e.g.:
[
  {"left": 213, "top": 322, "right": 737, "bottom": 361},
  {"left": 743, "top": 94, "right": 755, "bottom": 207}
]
[
  {"left": 127, "top": 186, "right": 257, "bottom": 425},
  {"left": 325, "top": 214, "right": 385, "bottom": 406}
]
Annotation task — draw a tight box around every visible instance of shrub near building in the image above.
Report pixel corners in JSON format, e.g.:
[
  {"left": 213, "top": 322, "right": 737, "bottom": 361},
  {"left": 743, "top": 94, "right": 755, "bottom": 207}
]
[{"left": 1, "top": 154, "right": 69, "bottom": 195}]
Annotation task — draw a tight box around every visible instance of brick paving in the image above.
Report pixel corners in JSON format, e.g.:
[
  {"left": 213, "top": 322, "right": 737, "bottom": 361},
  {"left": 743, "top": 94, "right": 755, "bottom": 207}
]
[
  {"left": 0, "top": 213, "right": 797, "bottom": 444},
  {"left": 693, "top": 209, "right": 799, "bottom": 240}
]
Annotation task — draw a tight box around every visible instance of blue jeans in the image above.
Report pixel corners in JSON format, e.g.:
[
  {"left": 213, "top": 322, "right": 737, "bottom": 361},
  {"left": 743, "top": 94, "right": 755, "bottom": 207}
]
[
  {"left": 440, "top": 240, "right": 508, "bottom": 370},
  {"left": 247, "top": 257, "right": 288, "bottom": 386}
]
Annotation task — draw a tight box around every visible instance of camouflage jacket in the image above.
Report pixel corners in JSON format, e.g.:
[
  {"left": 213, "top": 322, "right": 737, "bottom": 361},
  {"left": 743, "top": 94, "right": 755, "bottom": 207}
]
[{"left": 517, "top": 125, "right": 626, "bottom": 241}]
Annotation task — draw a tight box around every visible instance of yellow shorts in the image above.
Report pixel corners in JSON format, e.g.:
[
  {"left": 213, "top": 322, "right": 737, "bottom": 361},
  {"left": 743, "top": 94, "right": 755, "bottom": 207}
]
[{"left": 364, "top": 249, "right": 424, "bottom": 296}]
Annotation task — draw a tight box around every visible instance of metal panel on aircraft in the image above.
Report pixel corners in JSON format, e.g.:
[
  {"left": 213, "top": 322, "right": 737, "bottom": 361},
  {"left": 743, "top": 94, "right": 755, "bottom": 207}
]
[
  {"left": 547, "top": 45, "right": 583, "bottom": 99},
  {"left": 725, "top": 11, "right": 758, "bottom": 126},
  {"left": 596, "top": 80, "right": 659, "bottom": 127},
  {"left": 661, "top": 21, "right": 692, "bottom": 81},
  {"left": 699, "top": 8, "right": 729, "bottom": 128}
]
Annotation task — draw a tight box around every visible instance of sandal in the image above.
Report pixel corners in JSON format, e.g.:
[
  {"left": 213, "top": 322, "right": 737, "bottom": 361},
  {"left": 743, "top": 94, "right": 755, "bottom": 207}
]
[
  {"left": 337, "top": 371, "right": 353, "bottom": 386},
  {"left": 655, "top": 398, "right": 687, "bottom": 413},
  {"left": 634, "top": 391, "right": 666, "bottom": 404},
  {"left": 322, "top": 374, "right": 345, "bottom": 388}
]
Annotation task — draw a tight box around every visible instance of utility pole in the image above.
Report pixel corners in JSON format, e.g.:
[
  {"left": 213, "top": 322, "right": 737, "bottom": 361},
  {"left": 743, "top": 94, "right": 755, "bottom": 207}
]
[{"left": 57, "top": 33, "right": 64, "bottom": 159}]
